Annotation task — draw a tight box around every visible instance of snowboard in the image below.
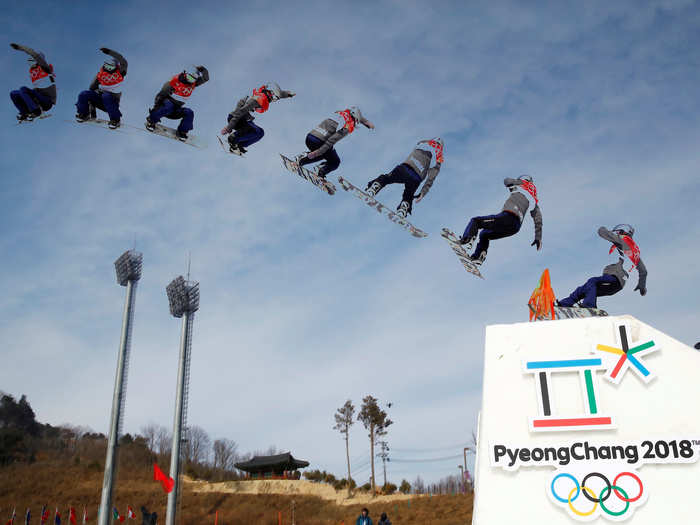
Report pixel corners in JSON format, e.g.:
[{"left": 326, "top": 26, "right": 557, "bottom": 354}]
[
  {"left": 16, "top": 113, "right": 52, "bottom": 125},
  {"left": 67, "top": 117, "right": 134, "bottom": 134},
  {"left": 217, "top": 136, "right": 244, "bottom": 156},
  {"left": 142, "top": 123, "right": 207, "bottom": 149},
  {"left": 337, "top": 176, "right": 428, "bottom": 238},
  {"left": 280, "top": 154, "right": 336, "bottom": 195},
  {"left": 440, "top": 228, "right": 484, "bottom": 279},
  {"left": 528, "top": 304, "right": 609, "bottom": 321}
]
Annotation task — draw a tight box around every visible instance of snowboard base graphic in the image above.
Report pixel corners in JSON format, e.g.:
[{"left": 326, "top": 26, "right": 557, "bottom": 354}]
[
  {"left": 441, "top": 228, "right": 484, "bottom": 279},
  {"left": 337, "top": 176, "right": 428, "bottom": 238},
  {"left": 280, "top": 154, "right": 336, "bottom": 195}
]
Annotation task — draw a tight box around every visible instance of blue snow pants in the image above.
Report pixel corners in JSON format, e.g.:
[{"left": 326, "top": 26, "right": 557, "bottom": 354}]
[
  {"left": 10, "top": 86, "right": 52, "bottom": 115},
  {"left": 299, "top": 134, "right": 340, "bottom": 177},
  {"left": 462, "top": 211, "right": 522, "bottom": 258},
  {"left": 369, "top": 163, "right": 422, "bottom": 211},
  {"left": 228, "top": 119, "right": 264, "bottom": 148},
  {"left": 76, "top": 90, "right": 122, "bottom": 121},
  {"left": 149, "top": 99, "right": 194, "bottom": 132},
  {"left": 558, "top": 274, "right": 622, "bottom": 308}
]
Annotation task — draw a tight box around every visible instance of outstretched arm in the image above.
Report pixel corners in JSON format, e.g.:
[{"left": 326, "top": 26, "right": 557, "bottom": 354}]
[
  {"left": 279, "top": 88, "right": 296, "bottom": 99},
  {"left": 530, "top": 205, "right": 543, "bottom": 249},
  {"left": 415, "top": 165, "right": 440, "bottom": 202},
  {"left": 359, "top": 116, "right": 375, "bottom": 129},
  {"left": 597, "top": 226, "right": 625, "bottom": 250},
  {"left": 100, "top": 47, "right": 128, "bottom": 75},
  {"left": 194, "top": 65, "right": 209, "bottom": 86},
  {"left": 10, "top": 43, "right": 50, "bottom": 71}
]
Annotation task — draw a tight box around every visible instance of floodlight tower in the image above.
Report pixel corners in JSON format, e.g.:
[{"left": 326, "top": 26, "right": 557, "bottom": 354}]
[
  {"left": 98, "top": 250, "right": 143, "bottom": 525},
  {"left": 165, "top": 275, "right": 200, "bottom": 525}
]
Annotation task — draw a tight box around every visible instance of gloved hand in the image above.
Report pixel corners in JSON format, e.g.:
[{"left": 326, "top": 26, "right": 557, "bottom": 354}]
[
  {"left": 10, "top": 43, "right": 20, "bottom": 50},
  {"left": 288, "top": 91, "right": 296, "bottom": 97},
  {"left": 100, "top": 47, "right": 110, "bottom": 54},
  {"left": 532, "top": 239, "right": 542, "bottom": 250},
  {"left": 414, "top": 194, "right": 423, "bottom": 204},
  {"left": 634, "top": 284, "right": 647, "bottom": 296}
]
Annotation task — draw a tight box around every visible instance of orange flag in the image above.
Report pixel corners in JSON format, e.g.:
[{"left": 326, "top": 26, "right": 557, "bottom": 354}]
[
  {"left": 153, "top": 463, "right": 175, "bottom": 493},
  {"left": 528, "top": 268, "right": 556, "bottom": 321}
]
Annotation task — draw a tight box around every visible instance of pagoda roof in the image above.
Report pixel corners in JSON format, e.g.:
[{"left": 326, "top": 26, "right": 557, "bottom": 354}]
[{"left": 235, "top": 452, "right": 310, "bottom": 472}]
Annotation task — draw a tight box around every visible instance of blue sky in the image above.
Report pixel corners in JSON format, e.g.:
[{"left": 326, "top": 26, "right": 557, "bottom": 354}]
[{"left": 1, "top": 0, "right": 699, "bottom": 486}]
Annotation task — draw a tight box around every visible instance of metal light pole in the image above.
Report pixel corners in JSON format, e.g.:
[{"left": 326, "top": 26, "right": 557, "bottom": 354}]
[
  {"left": 458, "top": 465, "right": 464, "bottom": 494},
  {"left": 98, "top": 250, "right": 143, "bottom": 525},
  {"left": 165, "top": 275, "right": 200, "bottom": 525}
]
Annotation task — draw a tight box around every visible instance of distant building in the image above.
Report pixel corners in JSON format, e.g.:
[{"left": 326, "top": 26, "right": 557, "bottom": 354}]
[{"left": 235, "top": 452, "right": 310, "bottom": 480}]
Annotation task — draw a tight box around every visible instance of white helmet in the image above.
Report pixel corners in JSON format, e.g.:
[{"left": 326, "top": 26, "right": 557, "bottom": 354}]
[
  {"left": 348, "top": 106, "right": 364, "bottom": 122},
  {"left": 519, "top": 174, "right": 533, "bottom": 183},
  {"left": 264, "top": 82, "right": 282, "bottom": 101},
  {"left": 612, "top": 224, "right": 635, "bottom": 237}
]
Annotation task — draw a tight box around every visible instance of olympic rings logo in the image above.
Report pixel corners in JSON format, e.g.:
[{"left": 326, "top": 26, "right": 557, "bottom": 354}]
[{"left": 551, "top": 471, "right": 644, "bottom": 518}]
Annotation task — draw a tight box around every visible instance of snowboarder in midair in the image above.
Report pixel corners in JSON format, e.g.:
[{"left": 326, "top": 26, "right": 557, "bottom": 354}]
[
  {"left": 220, "top": 82, "right": 295, "bottom": 154},
  {"left": 557, "top": 224, "right": 647, "bottom": 309},
  {"left": 146, "top": 66, "right": 209, "bottom": 140},
  {"left": 365, "top": 138, "right": 443, "bottom": 218},
  {"left": 296, "top": 106, "right": 375, "bottom": 178},
  {"left": 458, "top": 175, "right": 543, "bottom": 265},
  {"left": 9, "top": 43, "right": 56, "bottom": 122},
  {"left": 75, "top": 48, "right": 128, "bottom": 129}
]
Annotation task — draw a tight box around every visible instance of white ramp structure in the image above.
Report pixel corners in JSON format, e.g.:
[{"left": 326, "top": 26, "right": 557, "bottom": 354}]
[{"left": 472, "top": 315, "right": 700, "bottom": 523}]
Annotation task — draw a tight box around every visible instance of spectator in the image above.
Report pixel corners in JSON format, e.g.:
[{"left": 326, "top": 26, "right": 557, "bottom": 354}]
[
  {"left": 378, "top": 512, "right": 392, "bottom": 525},
  {"left": 355, "top": 507, "right": 373, "bottom": 525}
]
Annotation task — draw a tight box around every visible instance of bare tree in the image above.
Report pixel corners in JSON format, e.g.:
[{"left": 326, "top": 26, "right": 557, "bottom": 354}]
[
  {"left": 156, "top": 425, "right": 172, "bottom": 456},
  {"left": 185, "top": 425, "right": 211, "bottom": 464},
  {"left": 140, "top": 423, "right": 159, "bottom": 452},
  {"left": 333, "top": 400, "right": 355, "bottom": 496},
  {"left": 212, "top": 438, "right": 238, "bottom": 471},
  {"left": 358, "top": 395, "right": 392, "bottom": 493}
]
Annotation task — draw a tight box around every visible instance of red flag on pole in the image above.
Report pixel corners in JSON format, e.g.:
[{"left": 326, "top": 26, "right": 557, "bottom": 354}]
[
  {"left": 153, "top": 463, "right": 175, "bottom": 493},
  {"left": 69, "top": 508, "right": 76, "bottom": 525},
  {"left": 126, "top": 508, "right": 135, "bottom": 521}
]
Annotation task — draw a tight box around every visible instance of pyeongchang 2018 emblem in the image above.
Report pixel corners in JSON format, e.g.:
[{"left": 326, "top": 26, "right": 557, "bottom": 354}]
[{"left": 594, "top": 321, "right": 660, "bottom": 385}]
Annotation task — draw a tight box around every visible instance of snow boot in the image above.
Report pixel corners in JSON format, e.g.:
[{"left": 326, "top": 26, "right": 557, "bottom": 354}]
[
  {"left": 366, "top": 181, "right": 382, "bottom": 197},
  {"left": 16, "top": 114, "right": 28, "bottom": 122},
  {"left": 176, "top": 129, "right": 188, "bottom": 141},
  {"left": 396, "top": 201, "right": 410, "bottom": 218},
  {"left": 75, "top": 113, "right": 89, "bottom": 123},
  {"left": 458, "top": 235, "right": 475, "bottom": 249},
  {"left": 108, "top": 119, "right": 121, "bottom": 129},
  {"left": 145, "top": 118, "right": 156, "bottom": 132},
  {"left": 470, "top": 251, "right": 487, "bottom": 266}
]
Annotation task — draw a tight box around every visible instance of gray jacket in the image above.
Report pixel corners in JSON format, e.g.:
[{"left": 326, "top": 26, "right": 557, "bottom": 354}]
[
  {"left": 224, "top": 87, "right": 294, "bottom": 133},
  {"left": 308, "top": 111, "right": 372, "bottom": 159},
  {"left": 403, "top": 141, "right": 442, "bottom": 199},
  {"left": 154, "top": 66, "right": 209, "bottom": 108},
  {"left": 88, "top": 48, "right": 128, "bottom": 100},
  {"left": 502, "top": 178, "right": 543, "bottom": 242},
  {"left": 11, "top": 43, "right": 56, "bottom": 105},
  {"left": 598, "top": 227, "right": 648, "bottom": 291}
]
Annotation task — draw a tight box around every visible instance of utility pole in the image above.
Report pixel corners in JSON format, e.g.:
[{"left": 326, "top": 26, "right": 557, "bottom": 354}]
[
  {"left": 98, "top": 250, "right": 142, "bottom": 525},
  {"left": 458, "top": 465, "right": 464, "bottom": 493},
  {"left": 378, "top": 441, "right": 389, "bottom": 487}
]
